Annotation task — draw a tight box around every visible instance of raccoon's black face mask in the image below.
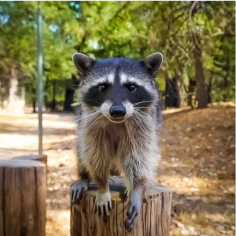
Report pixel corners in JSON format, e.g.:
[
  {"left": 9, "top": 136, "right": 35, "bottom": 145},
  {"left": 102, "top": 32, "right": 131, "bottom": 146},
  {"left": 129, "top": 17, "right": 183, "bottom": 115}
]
[{"left": 72, "top": 53, "right": 163, "bottom": 123}]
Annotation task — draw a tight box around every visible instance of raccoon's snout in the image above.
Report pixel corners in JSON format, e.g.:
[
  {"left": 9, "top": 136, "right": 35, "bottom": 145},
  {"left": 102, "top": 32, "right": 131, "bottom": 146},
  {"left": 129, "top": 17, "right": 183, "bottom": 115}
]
[{"left": 109, "top": 106, "right": 126, "bottom": 118}]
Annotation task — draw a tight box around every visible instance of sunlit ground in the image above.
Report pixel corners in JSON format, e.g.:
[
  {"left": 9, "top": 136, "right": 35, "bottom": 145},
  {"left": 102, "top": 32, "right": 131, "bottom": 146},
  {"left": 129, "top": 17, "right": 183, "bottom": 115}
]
[{"left": 0, "top": 104, "right": 235, "bottom": 236}]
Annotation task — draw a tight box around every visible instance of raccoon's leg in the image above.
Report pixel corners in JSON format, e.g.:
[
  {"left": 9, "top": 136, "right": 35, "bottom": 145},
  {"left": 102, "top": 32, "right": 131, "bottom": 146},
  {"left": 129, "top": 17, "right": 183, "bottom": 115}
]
[
  {"left": 124, "top": 180, "right": 146, "bottom": 233},
  {"left": 122, "top": 159, "right": 150, "bottom": 233},
  {"left": 91, "top": 161, "right": 111, "bottom": 216},
  {"left": 71, "top": 159, "right": 90, "bottom": 204}
]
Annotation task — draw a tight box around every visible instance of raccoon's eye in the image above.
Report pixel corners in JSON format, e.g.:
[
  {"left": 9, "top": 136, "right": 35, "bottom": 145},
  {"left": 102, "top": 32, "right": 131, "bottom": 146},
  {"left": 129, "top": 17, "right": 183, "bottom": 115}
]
[
  {"left": 98, "top": 85, "right": 106, "bottom": 92},
  {"left": 128, "top": 85, "right": 137, "bottom": 92}
]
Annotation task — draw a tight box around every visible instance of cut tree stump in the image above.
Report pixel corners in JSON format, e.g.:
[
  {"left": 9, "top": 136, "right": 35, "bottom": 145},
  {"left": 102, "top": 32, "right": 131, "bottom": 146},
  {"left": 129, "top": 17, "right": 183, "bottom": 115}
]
[
  {"left": 13, "top": 153, "right": 48, "bottom": 165},
  {"left": 71, "top": 176, "right": 172, "bottom": 236},
  {"left": 0, "top": 159, "right": 46, "bottom": 236}
]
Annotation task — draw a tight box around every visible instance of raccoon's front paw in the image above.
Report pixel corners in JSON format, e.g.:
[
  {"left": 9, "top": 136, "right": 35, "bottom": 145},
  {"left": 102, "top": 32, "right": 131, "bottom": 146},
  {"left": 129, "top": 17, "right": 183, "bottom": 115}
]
[
  {"left": 124, "top": 201, "right": 141, "bottom": 233},
  {"left": 95, "top": 191, "right": 112, "bottom": 216},
  {"left": 124, "top": 190, "right": 142, "bottom": 233},
  {"left": 70, "top": 179, "right": 89, "bottom": 204}
]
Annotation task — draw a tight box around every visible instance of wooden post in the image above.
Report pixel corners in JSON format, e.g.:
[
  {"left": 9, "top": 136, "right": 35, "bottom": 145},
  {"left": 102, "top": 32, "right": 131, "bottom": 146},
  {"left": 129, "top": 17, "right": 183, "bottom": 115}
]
[
  {"left": 0, "top": 159, "right": 46, "bottom": 236},
  {"left": 13, "top": 153, "right": 48, "bottom": 166},
  {"left": 71, "top": 176, "right": 172, "bottom": 236}
]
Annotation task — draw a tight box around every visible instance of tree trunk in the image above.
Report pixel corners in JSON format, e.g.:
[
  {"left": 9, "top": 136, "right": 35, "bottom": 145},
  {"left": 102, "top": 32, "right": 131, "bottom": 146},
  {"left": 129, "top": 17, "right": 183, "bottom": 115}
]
[
  {"left": 0, "top": 159, "right": 46, "bottom": 236},
  {"left": 207, "top": 72, "right": 213, "bottom": 104},
  {"left": 194, "top": 33, "right": 208, "bottom": 109},
  {"left": 6, "top": 67, "right": 25, "bottom": 113},
  {"left": 71, "top": 176, "right": 172, "bottom": 236},
  {"left": 165, "top": 78, "right": 173, "bottom": 109},
  {"left": 33, "top": 100, "right": 36, "bottom": 113},
  {"left": 172, "top": 77, "right": 181, "bottom": 108},
  {"left": 187, "top": 79, "right": 196, "bottom": 108},
  {"left": 165, "top": 78, "right": 180, "bottom": 109},
  {"left": 64, "top": 88, "right": 74, "bottom": 112},
  {"left": 223, "top": 58, "right": 230, "bottom": 102},
  {"left": 64, "top": 75, "right": 78, "bottom": 112},
  {"left": 174, "top": 71, "right": 183, "bottom": 107},
  {"left": 52, "top": 79, "right": 56, "bottom": 111}
]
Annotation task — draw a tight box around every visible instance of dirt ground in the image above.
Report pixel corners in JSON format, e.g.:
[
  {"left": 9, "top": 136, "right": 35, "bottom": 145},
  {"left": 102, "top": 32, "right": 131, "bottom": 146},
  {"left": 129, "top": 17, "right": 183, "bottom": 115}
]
[{"left": 0, "top": 105, "right": 235, "bottom": 236}]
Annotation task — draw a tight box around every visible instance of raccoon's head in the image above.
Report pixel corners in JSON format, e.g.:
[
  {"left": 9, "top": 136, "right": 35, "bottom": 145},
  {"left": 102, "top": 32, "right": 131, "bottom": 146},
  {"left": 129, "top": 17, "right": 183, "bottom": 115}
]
[{"left": 72, "top": 53, "right": 163, "bottom": 123}]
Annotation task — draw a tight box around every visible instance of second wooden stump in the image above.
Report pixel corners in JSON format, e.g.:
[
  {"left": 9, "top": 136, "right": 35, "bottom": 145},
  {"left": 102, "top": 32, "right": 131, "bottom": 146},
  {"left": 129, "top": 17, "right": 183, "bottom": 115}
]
[
  {"left": 71, "top": 176, "right": 172, "bottom": 236},
  {"left": 0, "top": 159, "right": 46, "bottom": 236}
]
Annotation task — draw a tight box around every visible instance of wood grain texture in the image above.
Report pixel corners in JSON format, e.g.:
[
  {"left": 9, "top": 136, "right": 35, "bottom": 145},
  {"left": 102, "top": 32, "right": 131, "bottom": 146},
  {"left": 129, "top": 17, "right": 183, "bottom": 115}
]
[
  {"left": 0, "top": 159, "right": 46, "bottom": 236},
  {"left": 71, "top": 176, "right": 172, "bottom": 236}
]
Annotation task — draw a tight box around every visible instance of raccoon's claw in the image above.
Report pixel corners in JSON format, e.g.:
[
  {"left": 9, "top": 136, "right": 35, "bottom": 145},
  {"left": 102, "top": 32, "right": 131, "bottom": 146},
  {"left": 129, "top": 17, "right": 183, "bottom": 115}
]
[
  {"left": 70, "top": 179, "right": 89, "bottom": 204},
  {"left": 120, "top": 189, "right": 128, "bottom": 201},
  {"left": 124, "top": 203, "right": 140, "bottom": 233},
  {"left": 94, "top": 200, "right": 112, "bottom": 216},
  {"left": 94, "top": 192, "right": 112, "bottom": 216},
  {"left": 124, "top": 191, "right": 142, "bottom": 233}
]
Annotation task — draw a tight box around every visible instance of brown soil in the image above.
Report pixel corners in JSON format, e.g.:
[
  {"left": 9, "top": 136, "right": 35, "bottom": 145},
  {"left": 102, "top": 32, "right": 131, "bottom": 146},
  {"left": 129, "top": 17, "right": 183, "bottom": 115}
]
[
  {"left": 159, "top": 107, "right": 235, "bottom": 236},
  {"left": 0, "top": 106, "right": 235, "bottom": 236}
]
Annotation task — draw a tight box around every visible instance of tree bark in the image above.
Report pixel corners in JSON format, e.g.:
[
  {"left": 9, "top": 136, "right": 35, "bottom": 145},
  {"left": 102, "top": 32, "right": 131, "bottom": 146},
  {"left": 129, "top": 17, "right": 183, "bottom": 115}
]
[
  {"left": 165, "top": 78, "right": 180, "bottom": 109},
  {"left": 187, "top": 78, "right": 196, "bottom": 108},
  {"left": 207, "top": 72, "right": 213, "bottom": 104},
  {"left": 64, "top": 75, "right": 78, "bottom": 112},
  {"left": 223, "top": 58, "right": 230, "bottom": 102},
  {"left": 33, "top": 100, "right": 36, "bottom": 113},
  {"left": 52, "top": 79, "right": 56, "bottom": 111},
  {"left": 174, "top": 69, "right": 185, "bottom": 107},
  {"left": 71, "top": 176, "right": 172, "bottom": 236},
  {"left": 5, "top": 67, "right": 25, "bottom": 113},
  {"left": 194, "top": 33, "right": 208, "bottom": 109},
  {"left": 0, "top": 159, "right": 46, "bottom": 236},
  {"left": 64, "top": 88, "right": 74, "bottom": 112}
]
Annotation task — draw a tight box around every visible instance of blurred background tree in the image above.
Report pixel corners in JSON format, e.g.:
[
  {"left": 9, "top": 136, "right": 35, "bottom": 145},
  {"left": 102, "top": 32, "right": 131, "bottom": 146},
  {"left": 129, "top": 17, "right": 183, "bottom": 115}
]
[{"left": 0, "top": 1, "right": 235, "bottom": 112}]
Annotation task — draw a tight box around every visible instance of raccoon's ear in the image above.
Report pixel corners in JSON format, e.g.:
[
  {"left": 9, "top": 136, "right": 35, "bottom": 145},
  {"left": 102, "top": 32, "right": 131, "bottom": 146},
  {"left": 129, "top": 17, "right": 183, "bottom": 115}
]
[
  {"left": 143, "top": 52, "right": 163, "bottom": 76},
  {"left": 72, "top": 53, "right": 95, "bottom": 75}
]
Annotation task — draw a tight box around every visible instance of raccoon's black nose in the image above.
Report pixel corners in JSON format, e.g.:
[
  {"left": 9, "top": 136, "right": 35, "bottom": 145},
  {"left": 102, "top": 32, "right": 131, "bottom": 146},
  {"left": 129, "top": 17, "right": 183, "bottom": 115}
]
[{"left": 109, "top": 106, "right": 126, "bottom": 118}]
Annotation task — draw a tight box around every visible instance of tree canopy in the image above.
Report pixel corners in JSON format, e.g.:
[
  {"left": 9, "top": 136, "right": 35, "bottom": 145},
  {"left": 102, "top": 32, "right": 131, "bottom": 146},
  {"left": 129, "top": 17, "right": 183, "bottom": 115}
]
[{"left": 0, "top": 1, "right": 235, "bottom": 110}]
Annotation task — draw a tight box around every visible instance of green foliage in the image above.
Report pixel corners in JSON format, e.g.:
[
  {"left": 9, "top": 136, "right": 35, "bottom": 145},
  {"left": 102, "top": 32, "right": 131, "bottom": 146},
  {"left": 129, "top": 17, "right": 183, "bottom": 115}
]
[{"left": 0, "top": 1, "right": 235, "bottom": 108}]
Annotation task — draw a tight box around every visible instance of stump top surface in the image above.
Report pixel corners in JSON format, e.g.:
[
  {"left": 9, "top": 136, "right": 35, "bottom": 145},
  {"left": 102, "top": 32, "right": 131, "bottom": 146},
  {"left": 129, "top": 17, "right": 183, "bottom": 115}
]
[
  {"left": 0, "top": 159, "right": 45, "bottom": 167},
  {"left": 13, "top": 153, "right": 47, "bottom": 160},
  {"left": 83, "top": 176, "right": 170, "bottom": 200}
]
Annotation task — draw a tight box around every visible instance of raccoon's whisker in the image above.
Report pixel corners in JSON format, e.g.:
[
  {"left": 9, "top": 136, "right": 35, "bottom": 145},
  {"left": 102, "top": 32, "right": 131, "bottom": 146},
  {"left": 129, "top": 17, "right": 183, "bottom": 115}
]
[
  {"left": 134, "top": 108, "right": 153, "bottom": 120},
  {"left": 131, "top": 114, "right": 147, "bottom": 134},
  {"left": 80, "top": 116, "right": 97, "bottom": 126},
  {"left": 134, "top": 116, "right": 146, "bottom": 134},
  {"left": 86, "top": 113, "right": 101, "bottom": 125},
  {"left": 134, "top": 109, "right": 155, "bottom": 124},
  {"left": 80, "top": 113, "right": 100, "bottom": 125},
  {"left": 86, "top": 113, "right": 102, "bottom": 130},
  {"left": 135, "top": 106, "right": 163, "bottom": 109},
  {"left": 133, "top": 110, "right": 154, "bottom": 131},
  {"left": 76, "top": 110, "right": 100, "bottom": 123},
  {"left": 76, "top": 112, "right": 98, "bottom": 123},
  {"left": 132, "top": 110, "right": 152, "bottom": 132},
  {"left": 132, "top": 100, "right": 155, "bottom": 106},
  {"left": 77, "top": 109, "right": 99, "bottom": 117},
  {"left": 135, "top": 110, "right": 171, "bottom": 136},
  {"left": 77, "top": 111, "right": 98, "bottom": 121},
  {"left": 91, "top": 114, "right": 103, "bottom": 128},
  {"left": 155, "top": 124, "right": 174, "bottom": 138}
]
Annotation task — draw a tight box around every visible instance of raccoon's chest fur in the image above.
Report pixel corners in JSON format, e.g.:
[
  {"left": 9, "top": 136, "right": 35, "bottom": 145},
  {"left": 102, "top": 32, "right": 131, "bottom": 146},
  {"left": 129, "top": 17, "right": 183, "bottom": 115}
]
[
  {"left": 83, "top": 113, "right": 155, "bottom": 161},
  {"left": 85, "top": 119, "right": 130, "bottom": 158}
]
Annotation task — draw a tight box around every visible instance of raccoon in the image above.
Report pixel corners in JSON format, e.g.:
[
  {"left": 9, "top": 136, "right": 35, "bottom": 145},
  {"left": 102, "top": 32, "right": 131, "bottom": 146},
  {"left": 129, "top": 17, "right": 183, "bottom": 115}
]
[{"left": 71, "top": 52, "right": 163, "bottom": 232}]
